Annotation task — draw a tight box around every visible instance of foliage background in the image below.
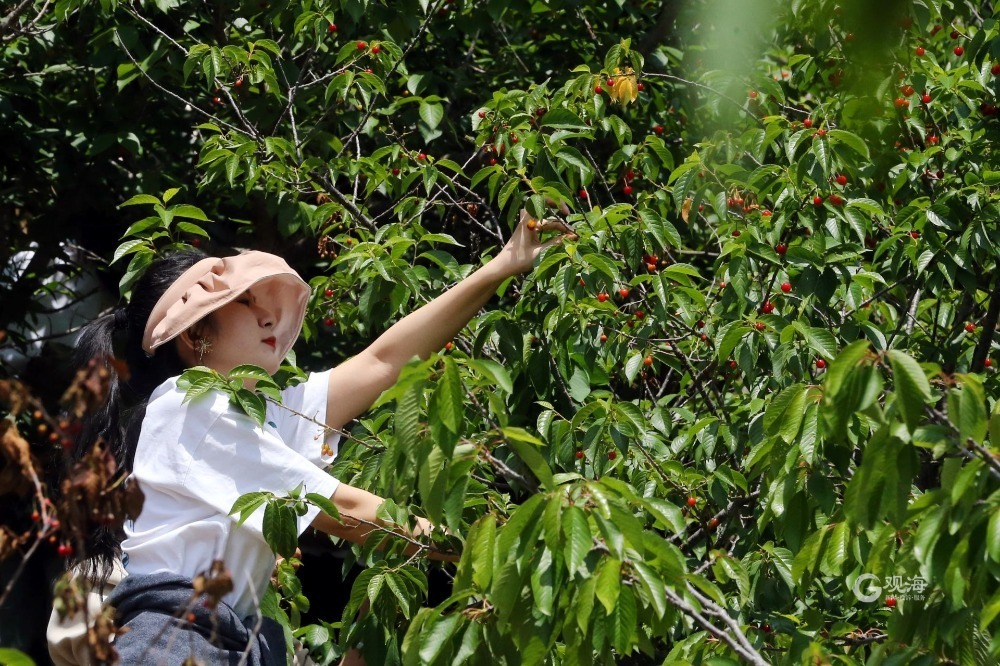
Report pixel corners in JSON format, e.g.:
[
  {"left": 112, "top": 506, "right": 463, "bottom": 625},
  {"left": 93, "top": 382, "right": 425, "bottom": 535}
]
[{"left": 2, "top": 0, "right": 1000, "bottom": 664}]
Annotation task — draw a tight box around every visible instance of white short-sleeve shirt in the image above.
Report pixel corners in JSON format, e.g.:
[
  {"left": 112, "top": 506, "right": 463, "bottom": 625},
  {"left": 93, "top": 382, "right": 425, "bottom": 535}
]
[{"left": 122, "top": 370, "right": 341, "bottom": 618}]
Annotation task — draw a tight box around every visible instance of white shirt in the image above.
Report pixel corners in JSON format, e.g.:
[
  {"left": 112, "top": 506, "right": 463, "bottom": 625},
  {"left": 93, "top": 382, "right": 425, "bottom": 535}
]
[{"left": 122, "top": 370, "right": 341, "bottom": 618}]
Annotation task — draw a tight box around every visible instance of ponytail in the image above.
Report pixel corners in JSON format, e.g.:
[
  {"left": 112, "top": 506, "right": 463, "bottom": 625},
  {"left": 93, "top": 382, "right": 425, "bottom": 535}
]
[{"left": 69, "top": 249, "right": 206, "bottom": 587}]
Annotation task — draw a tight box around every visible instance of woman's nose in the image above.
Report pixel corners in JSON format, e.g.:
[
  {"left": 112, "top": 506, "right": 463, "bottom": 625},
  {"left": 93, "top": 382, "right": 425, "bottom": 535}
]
[{"left": 255, "top": 303, "right": 276, "bottom": 328}]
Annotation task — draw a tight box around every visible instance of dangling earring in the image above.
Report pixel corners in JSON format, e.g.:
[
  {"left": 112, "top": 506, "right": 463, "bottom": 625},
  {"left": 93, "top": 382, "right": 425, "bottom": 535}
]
[{"left": 195, "top": 336, "right": 213, "bottom": 363}]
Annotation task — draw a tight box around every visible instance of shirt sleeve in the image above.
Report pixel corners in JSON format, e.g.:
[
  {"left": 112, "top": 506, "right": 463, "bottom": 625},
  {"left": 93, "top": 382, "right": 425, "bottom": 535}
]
[
  {"left": 183, "top": 405, "right": 340, "bottom": 538},
  {"left": 266, "top": 369, "right": 340, "bottom": 466}
]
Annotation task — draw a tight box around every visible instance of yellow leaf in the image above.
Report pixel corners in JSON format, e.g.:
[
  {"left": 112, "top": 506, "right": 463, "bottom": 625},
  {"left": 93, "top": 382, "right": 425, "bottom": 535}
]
[{"left": 609, "top": 73, "right": 638, "bottom": 106}]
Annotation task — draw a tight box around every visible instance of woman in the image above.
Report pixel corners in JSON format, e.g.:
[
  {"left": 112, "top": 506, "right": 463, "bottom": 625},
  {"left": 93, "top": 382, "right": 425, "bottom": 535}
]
[{"left": 49, "top": 210, "right": 575, "bottom": 665}]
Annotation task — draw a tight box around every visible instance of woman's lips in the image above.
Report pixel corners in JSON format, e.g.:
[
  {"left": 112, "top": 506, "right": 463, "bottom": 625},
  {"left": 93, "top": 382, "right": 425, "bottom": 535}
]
[{"left": 263, "top": 336, "right": 277, "bottom": 349}]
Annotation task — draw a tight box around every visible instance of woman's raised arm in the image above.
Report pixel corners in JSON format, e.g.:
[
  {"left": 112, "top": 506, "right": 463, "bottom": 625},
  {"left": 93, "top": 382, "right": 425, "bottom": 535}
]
[{"left": 322, "top": 209, "right": 575, "bottom": 431}]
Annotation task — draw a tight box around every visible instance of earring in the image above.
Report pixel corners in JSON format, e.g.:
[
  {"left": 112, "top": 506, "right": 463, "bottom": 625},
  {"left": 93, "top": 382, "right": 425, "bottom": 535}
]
[{"left": 195, "top": 336, "right": 213, "bottom": 363}]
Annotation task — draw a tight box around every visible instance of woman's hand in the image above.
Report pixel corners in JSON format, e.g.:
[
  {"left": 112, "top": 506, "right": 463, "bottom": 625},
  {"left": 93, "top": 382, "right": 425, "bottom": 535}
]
[{"left": 489, "top": 207, "right": 577, "bottom": 279}]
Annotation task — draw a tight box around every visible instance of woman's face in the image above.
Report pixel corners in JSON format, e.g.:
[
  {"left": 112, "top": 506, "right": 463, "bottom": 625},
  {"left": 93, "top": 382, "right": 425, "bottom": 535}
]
[{"left": 195, "top": 285, "right": 287, "bottom": 376}]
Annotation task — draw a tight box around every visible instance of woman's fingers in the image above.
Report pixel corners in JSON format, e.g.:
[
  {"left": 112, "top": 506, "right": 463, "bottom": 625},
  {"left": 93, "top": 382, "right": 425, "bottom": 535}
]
[{"left": 534, "top": 216, "right": 578, "bottom": 240}]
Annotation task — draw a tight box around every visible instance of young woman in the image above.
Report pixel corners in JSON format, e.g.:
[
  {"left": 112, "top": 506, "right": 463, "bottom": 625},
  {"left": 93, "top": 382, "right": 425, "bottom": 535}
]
[{"left": 51, "top": 210, "right": 575, "bottom": 665}]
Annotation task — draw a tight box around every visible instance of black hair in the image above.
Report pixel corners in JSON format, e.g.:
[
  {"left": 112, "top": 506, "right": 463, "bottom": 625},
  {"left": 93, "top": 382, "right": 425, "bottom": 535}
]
[{"left": 70, "top": 249, "right": 206, "bottom": 587}]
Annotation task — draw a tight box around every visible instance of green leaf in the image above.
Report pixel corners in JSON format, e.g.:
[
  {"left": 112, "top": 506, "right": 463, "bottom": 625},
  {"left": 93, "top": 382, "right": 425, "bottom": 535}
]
[
  {"left": 539, "top": 108, "right": 590, "bottom": 130},
  {"left": 419, "top": 101, "right": 444, "bottom": 129},
  {"left": 233, "top": 388, "right": 267, "bottom": 426},
  {"left": 170, "top": 204, "right": 210, "bottom": 221},
  {"left": 793, "top": 322, "right": 838, "bottom": 360},
  {"left": 988, "top": 510, "right": 1000, "bottom": 564},
  {"left": 955, "top": 374, "right": 987, "bottom": 444},
  {"left": 828, "top": 129, "right": 870, "bottom": 158},
  {"left": 229, "top": 491, "right": 269, "bottom": 526},
  {"left": 119, "top": 194, "right": 161, "bottom": 207},
  {"left": 595, "top": 556, "right": 621, "bottom": 614},
  {"left": 501, "top": 427, "right": 554, "bottom": 490},
  {"left": 112, "top": 238, "right": 149, "bottom": 264},
  {"left": 262, "top": 502, "right": 298, "bottom": 558},
  {"left": 431, "top": 356, "right": 464, "bottom": 435},
  {"left": 764, "top": 383, "right": 808, "bottom": 443},
  {"left": 471, "top": 514, "right": 497, "bottom": 589},
  {"left": 305, "top": 492, "right": 340, "bottom": 521},
  {"left": 0, "top": 649, "right": 35, "bottom": 666},
  {"left": 888, "top": 350, "right": 932, "bottom": 432},
  {"left": 562, "top": 505, "right": 591, "bottom": 576}
]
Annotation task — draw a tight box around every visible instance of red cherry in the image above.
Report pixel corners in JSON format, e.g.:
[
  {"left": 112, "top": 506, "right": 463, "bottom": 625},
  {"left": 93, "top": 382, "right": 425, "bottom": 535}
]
[
  {"left": 213, "top": 96, "right": 222, "bottom": 105},
  {"left": 954, "top": 46, "right": 964, "bottom": 56},
  {"left": 762, "top": 301, "right": 775, "bottom": 314},
  {"left": 234, "top": 77, "right": 244, "bottom": 87},
  {"left": 646, "top": 263, "right": 657, "bottom": 272},
  {"left": 599, "top": 334, "right": 607, "bottom": 343},
  {"left": 356, "top": 41, "right": 366, "bottom": 50},
  {"left": 637, "top": 82, "right": 644, "bottom": 91},
  {"left": 597, "top": 292, "right": 608, "bottom": 303},
  {"left": 816, "top": 358, "right": 827, "bottom": 369},
  {"left": 993, "top": 63, "right": 1000, "bottom": 76},
  {"left": 910, "top": 230, "right": 920, "bottom": 239},
  {"left": 328, "top": 23, "right": 337, "bottom": 33},
  {"left": 816, "top": 129, "right": 826, "bottom": 136},
  {"left": 191, "top": 238, "right": 201, "bottom": 247},
  {"left": 608, "top": 451, "right": 617, "bottom": 460},
  {"left": 761, "top": 210, "right": 772, "bottom": 217},
  {"left": 489, "top": 158, "right": 496, "bottom": 165},
  {"left": 732, "top": 230, "right": 741, "bottom": 237},
  {"left": 775, "top": 243, "right": 787, "bottom": 255},
  {"left": 916, "top": 46, "right": 925, "bottom": 56},
  {"left": 371, "top": 45, "right": 380, "bottom": 54},
  {"left": 755, "top": 322, "right": 766, "bottom": 331},
  {"left": 594, "top": 84, "right": 603, "bottom": 94},
  {"left": 653, "top": 125, "right": 664, "bottom": 134},
  {"left": 965, "top": 323, "right": 976, "bottom": 333},
  {"left": 780, "top": 282, "right": 792, "bottom": 293},
  {"left": 922, "top": 93, "right": 931, "bottom": 104},
  {"left": 813, "top": 195, "right": 824, "bottom": 206},
  {"left": 643, "top": 356, "right": 653, "bottom": 366},
  {"left": 950, "top": 30, "right": 960, "bottom": 39},
  {"left": 324, "top": 318, "right": 333, "bottom": 326},
  {"left": 622, "top": 185, "right": 633, "bottom": 195},
  {"left": 985, "top": 359, "right": 993, "bottom": 368},
  {"left": 708, "top": 517, "right": 719, "bottom": 528},
  {"left": 576, "top": 450, "right": 585, "bottom": 459},
  {"left": 444, "top": 341, "right": 454, "bottom": 351},
  {"left": 835, "top": 174, "right": 847, "bottom": 186},
  {"left": 625, "top": 169, "right": 636, "bottom": 180},
  {"left": 478, "top": 111, "right": 486, "bottom": 118},
  {"left": 417, "top": 152, "right": 426, "bottom": 161},
  {"left": 748, "top": 90, "right": 758, "bottom": 99},
  {"left": 635, "top": 310, "right": 645, "bottom": 319},
  {"left": 579, "top": 189, "right": 589, "bottom": 199},
  {"left": 619, "top": 288, "right": 630, "bottom": 298},
  {"left": 886, "top": 597, "right": 897, "bottom": 608},
  {"left": 803, "top": 118, "right": 813, "bottom": 128},
  {"left": 324, "top": 288, "right": 333, "bottom": 297},
  {"left": 392, "top": 168, "right": 400, "bottom": 175},
  {"left": 31, "top": 511, "right": 40, "bottom": 521},
  {"left": 696, "top": 320, "right": 705, "bottom": 328},
  {"left": 687, "top": 496, "right": 697, "bottom": 507},
  {"left": 719, "top": 282, "right": 726, "bottom": 288}
]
